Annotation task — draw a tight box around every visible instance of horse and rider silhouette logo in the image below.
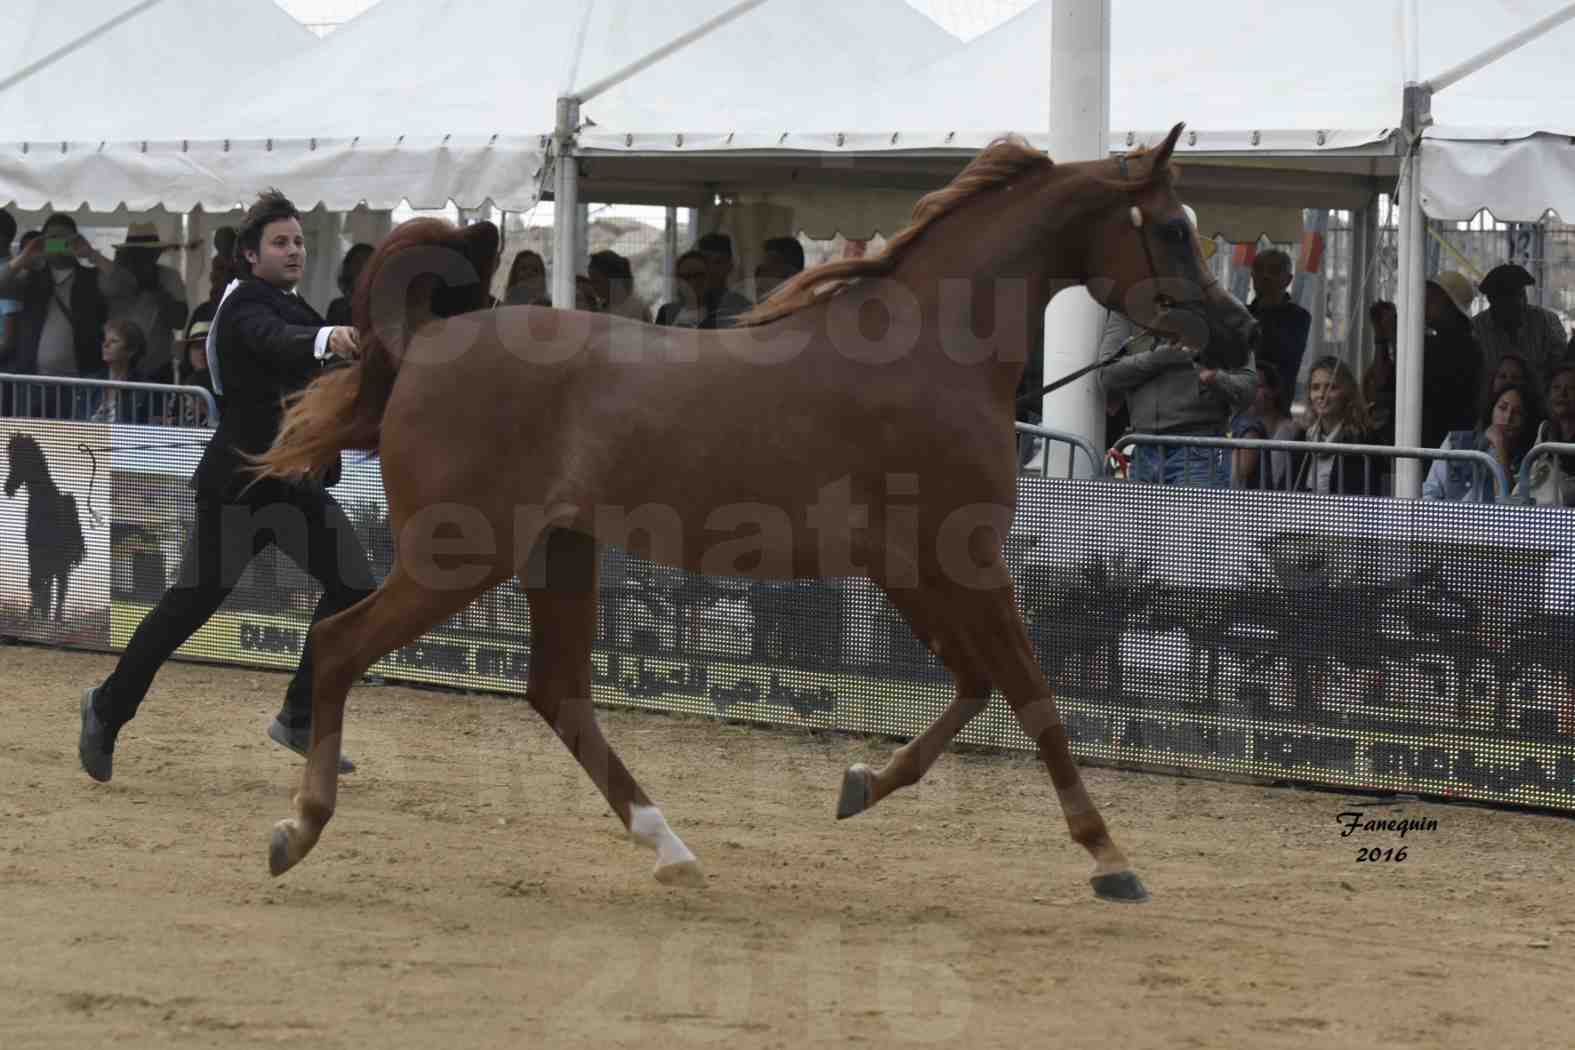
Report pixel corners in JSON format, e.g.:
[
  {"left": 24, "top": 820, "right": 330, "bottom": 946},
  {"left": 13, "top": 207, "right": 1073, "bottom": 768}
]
[{"left": 3, "top": 432, "right": 88, "bottom": 623}]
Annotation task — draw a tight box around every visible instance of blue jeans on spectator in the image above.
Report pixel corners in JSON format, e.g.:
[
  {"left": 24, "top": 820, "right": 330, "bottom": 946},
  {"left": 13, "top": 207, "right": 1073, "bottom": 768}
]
[{"left": 1132, "top": 443, "right": 1228, "bottom": 487}]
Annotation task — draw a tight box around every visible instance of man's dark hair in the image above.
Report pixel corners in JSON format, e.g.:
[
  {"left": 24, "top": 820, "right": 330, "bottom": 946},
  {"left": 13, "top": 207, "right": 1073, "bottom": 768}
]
[
  {"left": 237, "top": 189, "right": 303, "bottom": 261},
  {"left": 337, "top": 242, "right": 374, "bottom": 296},
  {"left": 41, "top": 213, "right": 78, "bottom": 236},
  {"left": 763, "top": 236, "right": 804, "bottom": 273},
  {"left": 588, "top": 250, "right": 632, "bottom": 282},
  {"left": 696, "top": 232, "right": 733, "bottom": 258},
  {"left": 1368, "top": 299, "right": 1396, "bottom": 324},
  {"left": 1254, "top": 248, "right": 1292, "bottom": 272},
  {"left": 0, "top": 209, "right": 15, "bottom": 246}
]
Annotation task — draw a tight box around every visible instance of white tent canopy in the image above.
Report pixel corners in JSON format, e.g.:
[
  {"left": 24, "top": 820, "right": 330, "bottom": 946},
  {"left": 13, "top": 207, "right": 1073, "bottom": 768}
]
[
  {"left": 7, "top": 0, "right": 1574, "bottom": 237},
  {"left": 0, "top": 0, "right": 324, "bottom": 211},
  {"left": 779, "top": 0, "right": 1575, "bottom": 224},
  {"left": 0, "top": 0, "right": 958, "bottom": 214}
]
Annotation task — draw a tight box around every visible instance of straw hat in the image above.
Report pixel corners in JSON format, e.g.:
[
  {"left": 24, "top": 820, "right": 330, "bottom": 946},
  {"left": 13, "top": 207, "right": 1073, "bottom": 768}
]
[
  {"left": 113, "top": 222, "right": 183, "bottom": 251},
  {"left": 1428, "top": 271, "right": 1476, "bottom": 316}
]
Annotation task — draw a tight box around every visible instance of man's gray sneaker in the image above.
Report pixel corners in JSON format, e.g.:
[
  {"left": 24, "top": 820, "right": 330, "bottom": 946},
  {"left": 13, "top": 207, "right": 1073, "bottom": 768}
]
[
  {"left": 267, "top": 718, "right": 356, "bottom": 773},
  {"left": 78, "top": 687, "right": 116, "bottom": 783}
]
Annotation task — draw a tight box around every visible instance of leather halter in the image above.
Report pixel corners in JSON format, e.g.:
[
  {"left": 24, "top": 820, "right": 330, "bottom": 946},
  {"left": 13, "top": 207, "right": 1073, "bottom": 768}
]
[{"left": 1115, "top": 152, "right": 1213, "bottom": 319}]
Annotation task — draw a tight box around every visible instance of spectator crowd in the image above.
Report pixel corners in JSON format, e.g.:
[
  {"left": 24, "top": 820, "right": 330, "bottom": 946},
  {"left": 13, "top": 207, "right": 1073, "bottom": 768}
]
[
  {"left": 7, "top": 202, "right": 1575, "bottom": 507},
  {"left": 1086, "top": 207, "right": 1575, "bottom": 508}
]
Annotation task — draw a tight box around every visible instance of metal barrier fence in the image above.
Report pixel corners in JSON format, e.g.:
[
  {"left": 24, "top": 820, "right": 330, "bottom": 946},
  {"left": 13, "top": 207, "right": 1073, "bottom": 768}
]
[
  {"left": 1014, "top": 421, "right": 1103, "bottom": 479},
  {"left": 0, "top": 373, "right": 218, "bottom": 428},
  {"left": 1117, "top": 433, "right": 1512, "bottom": 501},
  {"left": 9, "top": 414, "right": 1575, "bottom": 817},
  {"left": 1517, "top": 442, "right": 1575, "bottom": 506}
]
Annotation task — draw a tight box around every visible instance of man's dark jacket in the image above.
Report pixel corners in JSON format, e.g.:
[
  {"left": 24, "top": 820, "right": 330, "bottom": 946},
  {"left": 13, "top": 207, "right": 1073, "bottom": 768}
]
[
  {"left": 191, "top": 278, "right": 342, "bottom": 499},
  {"left": 1, "top": 264, "right": 107, "bottom": 377}
]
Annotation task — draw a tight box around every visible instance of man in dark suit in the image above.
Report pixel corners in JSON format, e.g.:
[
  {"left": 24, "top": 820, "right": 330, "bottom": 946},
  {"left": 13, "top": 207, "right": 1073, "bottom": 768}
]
[{"left": 78, "top": 189, "right": 377, "bottom": 783}]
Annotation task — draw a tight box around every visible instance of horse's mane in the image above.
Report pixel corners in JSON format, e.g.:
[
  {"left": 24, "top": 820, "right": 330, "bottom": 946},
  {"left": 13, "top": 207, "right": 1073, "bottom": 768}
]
[{"left": 740, "top": 137, "right": 1173, "bottom": 326}]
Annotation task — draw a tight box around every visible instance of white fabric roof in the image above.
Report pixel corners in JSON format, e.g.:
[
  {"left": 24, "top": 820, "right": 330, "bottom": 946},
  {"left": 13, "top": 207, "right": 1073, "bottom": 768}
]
[
  {"left": 0, "top": 0, "right": 322, "bottom": 210},
  {"left": 227, "top": 0, "right": 957, "bottom": 140},
  {"left": 753, "top": 0, "right": 1575, "bottom": 224},
  {"left": 5, "top": 0, "right": 1575, "bottom": 224},
  {"left": 0, "top": 0, "right": 956, "bottom": 213},
  {"left": 0, "top": 0, "right": 317, "bottom": 142}
]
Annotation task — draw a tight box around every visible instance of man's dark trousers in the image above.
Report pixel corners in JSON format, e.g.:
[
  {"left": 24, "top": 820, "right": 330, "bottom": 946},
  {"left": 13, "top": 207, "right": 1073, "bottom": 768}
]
[{"left": 94, "top": 476, "right": 376, "bottom": 730}]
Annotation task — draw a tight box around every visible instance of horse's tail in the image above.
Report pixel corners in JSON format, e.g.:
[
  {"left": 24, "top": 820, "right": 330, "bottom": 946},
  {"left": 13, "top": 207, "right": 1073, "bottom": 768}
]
[{"left": 249, "top": 217, "right": 499, "bottom": 484}]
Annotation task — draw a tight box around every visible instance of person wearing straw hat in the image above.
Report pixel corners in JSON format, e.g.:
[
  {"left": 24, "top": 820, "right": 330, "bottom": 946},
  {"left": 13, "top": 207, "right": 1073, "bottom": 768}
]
[
  {"left": 1421, "top": 270, "right": 1484, "bottom": 451},
  {"left": 101, "top": 221, "right": 189, "bottom": 383},
  {"left": 163, "top": 318, "right": 217, "bottom": 427}
]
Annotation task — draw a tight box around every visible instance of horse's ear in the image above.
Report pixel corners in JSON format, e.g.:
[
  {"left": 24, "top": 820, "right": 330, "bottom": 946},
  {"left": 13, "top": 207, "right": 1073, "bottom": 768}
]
[{"left": 1152, "top": 122, "right": 1186, "bottom": 171}]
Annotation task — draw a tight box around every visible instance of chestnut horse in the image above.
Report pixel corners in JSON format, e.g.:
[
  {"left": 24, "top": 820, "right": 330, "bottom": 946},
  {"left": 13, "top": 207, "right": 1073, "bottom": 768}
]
[{"left": 253, "top": 122, "right": 1256, "bottom": 902}]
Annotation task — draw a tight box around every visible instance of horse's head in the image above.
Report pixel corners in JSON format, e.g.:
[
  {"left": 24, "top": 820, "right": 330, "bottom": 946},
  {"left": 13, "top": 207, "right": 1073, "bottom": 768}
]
[
  {"left": 1083, "top": 123, "right": 1258, "bottom": 368},
  {"left": 3, "top": 433, "right": 44, "bottom": 497}
]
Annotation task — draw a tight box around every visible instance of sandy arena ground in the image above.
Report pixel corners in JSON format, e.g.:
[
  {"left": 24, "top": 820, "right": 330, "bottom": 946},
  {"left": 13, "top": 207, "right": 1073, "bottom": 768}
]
[{"left": 2, "top": 642, "right": 1573, "bottom": 1049}]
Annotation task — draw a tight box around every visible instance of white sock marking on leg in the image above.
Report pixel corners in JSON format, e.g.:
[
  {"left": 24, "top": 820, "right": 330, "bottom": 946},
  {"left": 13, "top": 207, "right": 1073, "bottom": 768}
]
[{"left": 629, "top": 804, "right": 697, "bottom": 869}]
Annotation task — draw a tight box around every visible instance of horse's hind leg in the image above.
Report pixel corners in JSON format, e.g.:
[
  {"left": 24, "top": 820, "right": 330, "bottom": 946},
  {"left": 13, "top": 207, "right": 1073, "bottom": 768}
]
[
  {"left": 838, "top": 583, "right": 991, "bottom": 819},
  {"left": 521, "top": 530, "right": 702, "bottom": 887},
  {"left": 927, "top": 569, "right": 1147, "bottom": 903},
  {"left": 268, "top": 563, "right": 503, "bottom": 876}
]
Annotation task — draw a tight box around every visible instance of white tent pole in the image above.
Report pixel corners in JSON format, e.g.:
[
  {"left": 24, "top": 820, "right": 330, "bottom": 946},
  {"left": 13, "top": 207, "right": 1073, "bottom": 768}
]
[
  {"left": 572, "top": 0, "right": 771, "bottom": 103},
  {"left": 1392, "top": 84, "right": 1432, "bottom": 499},
  {"left": 663, "top": 206, "right": 678, "bottom": 306},
  {"left": 551, "top": 96, "right": 581, "bottom": 309},
  {"left": 1425, "top": 3, "right": 1575, "bottom": 93},
  {"left": 1039, "top": 0, "right": 1111, "bottom": 477},
  {"left": 0, "top": 0, "right": 170, "bottom": 96},
  {"left": 551, "top": 0, "right": 769, "bottom": 311}
]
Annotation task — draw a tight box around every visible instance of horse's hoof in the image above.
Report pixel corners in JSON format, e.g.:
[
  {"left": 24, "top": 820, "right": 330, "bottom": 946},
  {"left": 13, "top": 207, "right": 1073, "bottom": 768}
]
[
  {"left": 1090, "top": 870, "right": 1150, "bottom": 903},
  {"left": 836, "top": 763, "right": 875, "bottom": 819},
  {"left": 268, "top": 819, "right": 312, "bottom": 877},
  {"left": 654, "top": 857, "right": 705, "bottom": 888}
]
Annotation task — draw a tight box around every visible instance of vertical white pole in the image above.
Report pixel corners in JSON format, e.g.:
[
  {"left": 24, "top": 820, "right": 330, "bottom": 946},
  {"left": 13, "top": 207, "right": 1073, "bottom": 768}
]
[
  {"left": 551, "top": 96, "right": 580, "bottom": 309},
  {"left": 1393, "top": 85, "right": 1431, "bottom": 498},
  {"left": 663, "top": 205, "right": 679, "bottom": 305},
  {"left": 1039, "top": 0, "right": 1112, "bottom": 477}
]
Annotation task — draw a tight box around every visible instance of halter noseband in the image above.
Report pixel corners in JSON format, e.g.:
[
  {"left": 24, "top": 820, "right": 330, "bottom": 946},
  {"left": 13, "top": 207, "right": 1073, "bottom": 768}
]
[{"left": 1115, "top": 153, "right": 1213, "bottom": 320}]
